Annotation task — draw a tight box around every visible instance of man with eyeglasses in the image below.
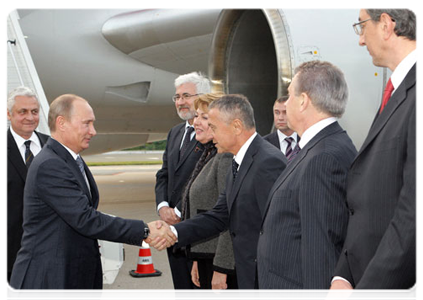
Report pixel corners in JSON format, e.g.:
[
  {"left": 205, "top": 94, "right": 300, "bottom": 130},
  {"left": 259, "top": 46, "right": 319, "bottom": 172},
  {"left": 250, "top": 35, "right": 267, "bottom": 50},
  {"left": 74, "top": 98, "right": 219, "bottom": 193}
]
[
  {"left": 331, "top": 9, "right": 416, "bottom": 289},
  {"left": 155, "top": 71, "right": 211, "bottom": 289}
]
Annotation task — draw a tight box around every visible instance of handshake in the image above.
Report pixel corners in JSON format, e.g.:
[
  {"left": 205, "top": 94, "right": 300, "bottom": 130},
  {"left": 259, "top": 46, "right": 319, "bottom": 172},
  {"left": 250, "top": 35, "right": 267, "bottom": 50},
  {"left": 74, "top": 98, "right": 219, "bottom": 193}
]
[{"left": 145, "top": 220, "right": 177, "bottom": 251}]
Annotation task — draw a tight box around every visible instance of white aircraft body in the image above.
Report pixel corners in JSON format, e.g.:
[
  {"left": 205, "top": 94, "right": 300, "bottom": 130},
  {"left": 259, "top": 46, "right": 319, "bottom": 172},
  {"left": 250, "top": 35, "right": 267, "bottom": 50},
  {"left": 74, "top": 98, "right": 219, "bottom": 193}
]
[{"left": 8, "top": 9, "right": 387, "bottom": 154}]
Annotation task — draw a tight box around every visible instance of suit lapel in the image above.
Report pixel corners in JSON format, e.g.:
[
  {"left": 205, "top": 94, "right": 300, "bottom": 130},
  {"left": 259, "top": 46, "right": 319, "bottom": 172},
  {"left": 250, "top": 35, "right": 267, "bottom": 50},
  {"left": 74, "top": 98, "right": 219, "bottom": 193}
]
[
  {"left": 262, "top": 122, "right": 343, "bottom": 223},
  {"left": 176, "top": 125, "right": 201, "bottom": 169},
  {"left": 7, "top": 129, "right": 27, "bottom": 181},
  {"left": 81, "top": 156, "right": 98, "bottom": 207},
  {"left": 35, "top": 131, "right": 48, "bottom": 147},
  {"left": 227, "top": 136, "right": 259, "bottom": 212},
  {"left": 177, "top": 136, "right": 199, "bottom": 169},
  {"left": 354, "top": 64, "right": 416, "bottom": 163},
  {"left": 48, "top": 139, "right": 94, "bottom": 204},
  {"left": 271, "top": 131, "right": 280, "bottom": 149},
  {"left": 168, "top": 125, "right": 185, "bottom": 171}
]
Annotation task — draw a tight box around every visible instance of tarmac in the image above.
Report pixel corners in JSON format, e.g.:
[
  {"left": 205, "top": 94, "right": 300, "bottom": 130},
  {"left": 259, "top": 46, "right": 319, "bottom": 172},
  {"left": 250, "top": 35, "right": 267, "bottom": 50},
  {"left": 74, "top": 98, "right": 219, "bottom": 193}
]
[{"left": 83, "top": 151, "right": 174, "bottom": 289}]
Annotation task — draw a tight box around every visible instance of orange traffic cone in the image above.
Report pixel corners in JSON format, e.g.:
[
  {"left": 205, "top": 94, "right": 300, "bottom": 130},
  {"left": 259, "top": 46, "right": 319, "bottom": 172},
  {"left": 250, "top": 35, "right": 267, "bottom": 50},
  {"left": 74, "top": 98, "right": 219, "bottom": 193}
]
[{"left": 129, "top": 242, "right": 162, "bottom": 278}]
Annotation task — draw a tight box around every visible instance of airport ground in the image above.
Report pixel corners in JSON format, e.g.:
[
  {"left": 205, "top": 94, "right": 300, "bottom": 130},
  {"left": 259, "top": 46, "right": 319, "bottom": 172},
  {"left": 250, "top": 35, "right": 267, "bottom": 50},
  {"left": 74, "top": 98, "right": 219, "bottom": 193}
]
[{"left": 84, "top": 151, "right": 174, "bottom": 289}]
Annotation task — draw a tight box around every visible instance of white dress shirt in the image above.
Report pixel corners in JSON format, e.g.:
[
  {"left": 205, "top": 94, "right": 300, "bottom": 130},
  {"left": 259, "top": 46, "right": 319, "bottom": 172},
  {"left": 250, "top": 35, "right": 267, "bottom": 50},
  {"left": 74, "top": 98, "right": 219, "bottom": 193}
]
[
  {"left": 233, "top": 132, "right": 257, "bottom": 171},
  {"left": 10, "top": 126, "right": 42, "bottom": 163},
  {"left": 390, "top": 49, "right": 417, "bottom": 96}
]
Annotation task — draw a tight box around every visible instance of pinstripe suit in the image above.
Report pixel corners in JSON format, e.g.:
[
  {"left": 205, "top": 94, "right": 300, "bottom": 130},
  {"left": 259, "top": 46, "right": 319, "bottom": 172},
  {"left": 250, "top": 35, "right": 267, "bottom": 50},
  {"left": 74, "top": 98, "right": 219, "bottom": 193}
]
[{"left": 257, "top": 121, "right": 357, "bottom": 289}]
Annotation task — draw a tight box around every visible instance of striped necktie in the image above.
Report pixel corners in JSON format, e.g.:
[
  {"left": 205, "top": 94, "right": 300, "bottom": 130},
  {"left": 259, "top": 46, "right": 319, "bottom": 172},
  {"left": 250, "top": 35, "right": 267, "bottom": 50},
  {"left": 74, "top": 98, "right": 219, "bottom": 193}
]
[
  {"left": 24, "top": 140, "right": 34, "bottom": 168},
  {"left": 287, "top": 144, "right": 301, "bottom": 163},
  {"left": 284, "top": 137, "right": 294, "bottom": 158}
]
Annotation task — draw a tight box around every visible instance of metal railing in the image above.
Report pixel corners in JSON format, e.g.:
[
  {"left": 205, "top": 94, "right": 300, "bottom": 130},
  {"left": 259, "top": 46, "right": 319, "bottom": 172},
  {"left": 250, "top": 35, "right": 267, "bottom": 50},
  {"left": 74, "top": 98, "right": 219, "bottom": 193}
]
[{"left": 7, "top": 10, "right": 50, "bottom": 135}]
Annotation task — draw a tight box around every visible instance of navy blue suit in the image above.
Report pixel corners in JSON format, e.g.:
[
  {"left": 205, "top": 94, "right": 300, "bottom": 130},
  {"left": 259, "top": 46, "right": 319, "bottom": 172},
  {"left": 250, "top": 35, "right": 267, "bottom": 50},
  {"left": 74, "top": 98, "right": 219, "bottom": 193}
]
[
  {"left": 175, "top": 135, "right": 287, "bottom": 288},
  {"left": 10, "top": 138, "right": 145, "bottom": 289}
]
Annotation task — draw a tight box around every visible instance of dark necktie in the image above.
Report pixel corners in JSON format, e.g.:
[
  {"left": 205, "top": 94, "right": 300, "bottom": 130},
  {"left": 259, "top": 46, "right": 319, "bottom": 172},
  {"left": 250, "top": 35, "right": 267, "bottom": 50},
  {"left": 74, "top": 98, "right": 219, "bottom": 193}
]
[
  {"left": 287, "top": 144, "right": 301, "bottom": 163},
  {"left": 379, "top": 78, "right": 394, "bottom": 114},
  {"left": 284, "top": 137, "right": 294, "bottom": 158},
  {"left": 180, "top": 126, "right": 195, "bottom": 159},
  {"left": 232, "top": 159, "right": 239, "bottom": 180},
  {"left": 24, "top": 140, "right": 34, "bottom": 168},
  {"left": 75, "top": 156, "right": 85, "bottom": 176}
]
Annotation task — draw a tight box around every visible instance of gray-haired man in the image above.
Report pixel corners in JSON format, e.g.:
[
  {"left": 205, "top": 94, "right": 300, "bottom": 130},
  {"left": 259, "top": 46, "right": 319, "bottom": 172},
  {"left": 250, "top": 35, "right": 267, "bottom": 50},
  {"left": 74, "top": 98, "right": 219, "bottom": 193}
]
[
  {"left": 155, "top": 71, "right": 211, "bottom": 289},
  {"left": 7, "top": 86, "right": 49, "bottom": 282}
]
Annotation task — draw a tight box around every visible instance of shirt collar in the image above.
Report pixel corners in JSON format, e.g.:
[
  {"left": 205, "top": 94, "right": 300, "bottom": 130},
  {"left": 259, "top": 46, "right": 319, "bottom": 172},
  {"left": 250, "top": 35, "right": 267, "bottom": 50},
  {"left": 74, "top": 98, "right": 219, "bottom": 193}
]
[
  {"left": 51, "top": 137, "right": 79, "bottom": 160},
  {"left": 299, "top": 117, "right": 337, "bottom": 149},
  {"left": 10, "top": 126, "right": 41, "bottom": 148},
  {"left": 233, "top": 132, "right": 257, "bottom": 168},
  {"left": 277, "top": 130, "right": 298, "bottom": 143},
  {"left": 185, "top": 120, "right": 193, "bottom": 129},
  {"left": 391, "top": 49, "right": 416, "bottom": 91}
]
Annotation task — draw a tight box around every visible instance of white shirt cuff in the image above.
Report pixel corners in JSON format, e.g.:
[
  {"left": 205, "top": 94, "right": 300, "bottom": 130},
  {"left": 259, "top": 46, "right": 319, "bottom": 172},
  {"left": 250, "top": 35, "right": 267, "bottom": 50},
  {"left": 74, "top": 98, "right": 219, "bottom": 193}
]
[
  {"left": 170, "top": 225, "right": 178, "bottom": 241},
  {"left": 157, "top": 201, "right": 169, "bottom": 214},
  {"left": 331, "top": 276, "right": 351, "bottom": 285},
  {"left": 174, "top": 207, "right": 181, "bottom": 218}
]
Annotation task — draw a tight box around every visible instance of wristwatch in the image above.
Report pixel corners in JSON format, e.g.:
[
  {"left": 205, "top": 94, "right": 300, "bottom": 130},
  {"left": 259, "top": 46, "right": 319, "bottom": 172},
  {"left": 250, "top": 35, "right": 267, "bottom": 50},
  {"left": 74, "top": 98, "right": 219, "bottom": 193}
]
[{"left": 143, "top": 224, "right": 150, "bottom": 240}]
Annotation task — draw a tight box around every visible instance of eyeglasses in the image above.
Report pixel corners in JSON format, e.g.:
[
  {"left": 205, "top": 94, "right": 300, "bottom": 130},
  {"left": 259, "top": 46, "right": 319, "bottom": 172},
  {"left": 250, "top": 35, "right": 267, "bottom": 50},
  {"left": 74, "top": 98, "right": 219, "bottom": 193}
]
[
  {"left": 172, "top": 93, "right": 201, "bottom": 102},
  {"left": 352, "top": 18, "right": 372, "bottom": 35}
]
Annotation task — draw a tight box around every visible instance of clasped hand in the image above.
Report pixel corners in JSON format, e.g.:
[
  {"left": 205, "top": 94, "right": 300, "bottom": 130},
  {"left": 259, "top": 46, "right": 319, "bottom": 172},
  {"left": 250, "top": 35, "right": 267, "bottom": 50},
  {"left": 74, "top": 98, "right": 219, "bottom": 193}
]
[{"left": 145, "top": 220, "right": 177, "bottom": 251}]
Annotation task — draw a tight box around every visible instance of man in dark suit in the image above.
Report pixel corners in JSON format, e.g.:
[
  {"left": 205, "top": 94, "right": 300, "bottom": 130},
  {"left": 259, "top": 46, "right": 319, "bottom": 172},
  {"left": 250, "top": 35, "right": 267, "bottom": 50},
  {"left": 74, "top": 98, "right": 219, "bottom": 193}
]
[
  {"left": 10, "top": 94, "right": 176, "bottom": 289},
  {"left": 7, "top": 87, "right": 49, "bottom": 282},
  {"left": 257, "top": 61, "right": 357, "bottom": 289},
  {"left": 155, "top": 72, "right": 210, "bottom": 288},
  {"left": 331, "top": 9, "right": 416, "bottom": 289},
  {"left": 263, "top": 96, "right": 299, "bottom": 159},
  {"left": 153, "top": 94, "right": 287, "bottom": 288}
]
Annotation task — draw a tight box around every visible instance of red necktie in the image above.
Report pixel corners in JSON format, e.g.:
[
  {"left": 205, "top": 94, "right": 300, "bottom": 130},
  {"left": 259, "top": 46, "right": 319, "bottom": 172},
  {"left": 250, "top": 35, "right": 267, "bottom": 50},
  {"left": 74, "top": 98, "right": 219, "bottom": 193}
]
[{"left": 379, "top": 78, "right": 394, "bottom": 114}]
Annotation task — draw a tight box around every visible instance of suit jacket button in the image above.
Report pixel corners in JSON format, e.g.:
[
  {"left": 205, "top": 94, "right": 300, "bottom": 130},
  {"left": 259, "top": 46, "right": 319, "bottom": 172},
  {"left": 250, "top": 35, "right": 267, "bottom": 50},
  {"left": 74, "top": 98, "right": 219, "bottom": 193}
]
[
  {"left": 349, "top": 208, "right": 354, "bottom": 215},
  {"left": 259, "top": 230, "right": 264, "bottom": 235},
  {"left": 231, "top": 232, "right": 236, "bottom": 238}
]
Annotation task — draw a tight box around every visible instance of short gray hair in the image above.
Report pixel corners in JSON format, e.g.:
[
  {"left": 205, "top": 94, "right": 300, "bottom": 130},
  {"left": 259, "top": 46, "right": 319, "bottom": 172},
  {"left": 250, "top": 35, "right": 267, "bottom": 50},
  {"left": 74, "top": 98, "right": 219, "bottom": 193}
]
[
  {"left": 294, "top": 60, "right": 348, "bottom": 118},
  {"left": 366, "top": 9, "right": 416, "bottom": 41},
  {"left": 208, "top": 94, "right": 256, "bottom": 130},
  {"left": 174, "top": 71, "right": 211, "bottom": 94},
  {"left": 7, "top": 86, "right": 39, "bottom": 113}
]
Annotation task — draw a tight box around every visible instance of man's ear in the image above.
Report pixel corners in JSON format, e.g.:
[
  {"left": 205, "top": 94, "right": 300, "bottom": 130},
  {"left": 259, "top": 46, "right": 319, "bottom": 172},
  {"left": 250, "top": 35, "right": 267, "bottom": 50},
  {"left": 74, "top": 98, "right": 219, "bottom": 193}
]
[
  {"left": 57, "top": 116, "right": 66, "bottom": 131},
  {"left": 7, "top": 109, "right": 11, "bottom": 121},
  {"left": 299, "top": 93, "right": 310, "bottom": 113},
  {"left": 232, "top": 118, "right": 243, "bottom": 135},
  {"left": 380, "top": 13, "right": 396, "bottom": 40}
]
